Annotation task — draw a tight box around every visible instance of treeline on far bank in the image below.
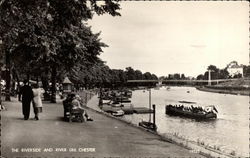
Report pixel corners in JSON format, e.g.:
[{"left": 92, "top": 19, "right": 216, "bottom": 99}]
[
  {"left": 1, "top": 63, "right": 159, "bottom": 94},
  {"left": 67, "top": 65, "right": 159, "bottom": 89}
]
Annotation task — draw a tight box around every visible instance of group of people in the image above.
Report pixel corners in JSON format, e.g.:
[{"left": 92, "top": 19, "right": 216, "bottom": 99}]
[
  {"left": 19, "top": 79, "right": 93, "bottom": 122},
  {"left": 19, "top": 80, "right": 44, "bottom": 120},
  {"left": 170, "top": 104, "right": 209, "bottom": 114},
  {"left": 63, "top": 93, "right": 93, "bottom": 121}
]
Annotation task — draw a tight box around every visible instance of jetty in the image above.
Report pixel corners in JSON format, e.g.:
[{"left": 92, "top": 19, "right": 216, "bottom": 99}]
[{"left": 101, "top": 104, "right": 153, "bottom": 114}]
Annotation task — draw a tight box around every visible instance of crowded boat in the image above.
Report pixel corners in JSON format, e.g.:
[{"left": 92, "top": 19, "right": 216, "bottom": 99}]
[{"left": 165, "top": 104, "right": 218, "bottom": 120}]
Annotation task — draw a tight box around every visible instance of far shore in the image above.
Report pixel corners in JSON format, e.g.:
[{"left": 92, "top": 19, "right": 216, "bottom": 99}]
[{"left": 196, "top": 86, "right": 250, "bottom": 96}]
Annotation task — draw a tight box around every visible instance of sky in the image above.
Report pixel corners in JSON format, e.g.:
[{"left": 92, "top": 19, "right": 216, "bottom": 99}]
[{"left": 89, "top": 1, "right": 249, "bottom": 77}]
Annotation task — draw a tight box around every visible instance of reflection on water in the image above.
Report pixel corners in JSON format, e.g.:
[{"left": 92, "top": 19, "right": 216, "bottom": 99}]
[{"left": 123, "top": 87, "right": 249, "bottom": 157}]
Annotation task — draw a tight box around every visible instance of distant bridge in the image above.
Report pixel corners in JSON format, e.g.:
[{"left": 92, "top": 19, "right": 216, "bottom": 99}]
[{"left": 127, "top": 79, "right": 240, "bottom": 85}]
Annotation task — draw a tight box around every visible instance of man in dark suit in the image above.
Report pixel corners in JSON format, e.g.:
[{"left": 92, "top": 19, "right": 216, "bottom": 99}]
[{"left": 20, "top": 80, "right": 34, "bottom": 120}]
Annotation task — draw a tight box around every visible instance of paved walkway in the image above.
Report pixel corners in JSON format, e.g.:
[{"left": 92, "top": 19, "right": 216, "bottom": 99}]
[{"left": 1, "top": 96, "right": 205, "bottom": 158}]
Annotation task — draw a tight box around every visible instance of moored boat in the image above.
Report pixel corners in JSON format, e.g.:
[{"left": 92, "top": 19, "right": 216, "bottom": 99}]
[
  {"left": 178, "top": 101, "right": 196, "bottom": 104},
  {"left": 113, "top": 97, "right": 131, "bottom": 103},
  {"left": 165, "top": 104, "right": 217, "bottom": 120},
  {"left": 102, "top": 99, "right": 111, "bottom": 104},
  {"left": 112, "top": 109, "right": 125, "bottom": 117},
  {"left": 139, "top": 121, "right": 157, "bottom": 131}
]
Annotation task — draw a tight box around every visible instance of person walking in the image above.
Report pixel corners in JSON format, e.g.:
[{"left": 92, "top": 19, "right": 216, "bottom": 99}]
[
  {"left": 32, "top": 84, "right": 44, "bottom": 120},
  {"left": 20, "top": 80, "right": 34, "bottom": 120}
]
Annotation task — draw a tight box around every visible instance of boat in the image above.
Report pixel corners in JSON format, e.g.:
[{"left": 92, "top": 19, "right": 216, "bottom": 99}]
[
  {"left": 165, "top": 104, "right": 217, "bottom": 120},
  {"left": 111, "top": 103, "right": 124, "bottom": 107},
  {"left": 113, "top": 97, "right": 131, "bottom": 103},
  {"left": 108, "top": 100, "right": 121, "bottom": 107},
  {"left": 139, "top": 121, "right": 157, "bottom": 130},
  {"left": 178, "top": 101, "right": 196, "bottom": 104},
  {"left": 112, "top": 110, "right": 125, "bottom": 117},
  {"left": 122, "top": 90, "right": 132, "bottom": 98},
  {"left": 102, "top": 99, "right": 111, "bottom": 104}
]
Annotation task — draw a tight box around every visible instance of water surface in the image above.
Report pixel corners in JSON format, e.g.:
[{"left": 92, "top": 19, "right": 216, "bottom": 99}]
[{"left": 123, "top": 87, "right": 249, "bottom": 157}]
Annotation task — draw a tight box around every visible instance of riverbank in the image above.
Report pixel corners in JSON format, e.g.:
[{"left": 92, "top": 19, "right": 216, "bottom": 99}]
[
  {"left": 196, "top": 86, "right": 250, "bottom": 96},
  {"left": 1, "top": 96, "right": 204, "bottom": 157},
  {"left": 88, "top": 95, "right": 237, "bottom": 158}
]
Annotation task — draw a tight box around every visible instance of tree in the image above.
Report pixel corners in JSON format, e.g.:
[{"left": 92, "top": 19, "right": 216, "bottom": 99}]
[
  {"left": 205, "top": 65, "right": 219, "bottom": 80},
  {"left": 159, "top": 76, "right": 165, "bottom": 80},
  {"left": 181, "top": 73, "right": 186, "bottom": 80},
  {"left": 207, "top": 65, "right": 219, "bottom": 73},
  {"left": 143, "top": 72, "right": 152, "bottom": 80},
  {"left": 47, "top": 25, "right": 109, "bottom": 102},
  {"left": 243, "top": 65, "right": 250, "bottom": 77},
  {"left": 233, "top": 73, "right": 242, "bottom": 78},
  {"left": 173, "top": 73, "right": 180, "bottom": 80},
  {"left": 0, "top": 39, "right": 3, "bottom": 104},
  {"left": 151, "top": 74, "right": 158, "bottom": 80},
  {"left": 125, "top": 67, "right": 136, "bottom": 80},
  {"left": 134, "top": 70, "right": 143, "bottom": 80},
  {"left": 1, "top": 0, "right": 121, "bottom": 102},
  {"left": 196, "top": 74, "right": 204, "bottom": 80},
  {"left": 218, "top": 69, "right": 229, "bottom": 79}
]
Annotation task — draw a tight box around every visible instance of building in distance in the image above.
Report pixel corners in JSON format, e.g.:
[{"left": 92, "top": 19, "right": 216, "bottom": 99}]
[{"left": 226, "top": 61, "right": 244, "bottom": 78}]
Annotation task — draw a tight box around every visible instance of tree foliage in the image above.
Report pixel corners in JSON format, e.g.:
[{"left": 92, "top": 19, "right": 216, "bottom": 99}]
[
  {"left": 243, "top": 65, "right": 250, "bottom": 78},
  {"left": 0, "top": 0, "right": 161, "bottom": 97},
  {"left": 0, "top": 0, "right": 120, "bottom": 69},
  {"left": 197, "top": 65, "right": 229, "bottom": 80},
  {"left": 0, "top": 0, "right": 121, "bottom": 101},
  {"left": 66, "top": 65, "right": 159, "bottom": 89},
  {"left": 196, "top": 74, "right": 204, "bottom": 80}
]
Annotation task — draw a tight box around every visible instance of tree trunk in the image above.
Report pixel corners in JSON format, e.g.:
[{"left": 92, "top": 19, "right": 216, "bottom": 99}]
[
  {"left": 0, "top": 40, "right": 3, "bottom": 104},
  {"left": 5, "top": 50, "right": 11, "bottom": 101},
  {"left": 50, "top": 66, "right": 57, "bottom": 103},
  {"left": 41, "top": 75, "right": 50, "bottom": 101},
  {"left": 12, "top": 68, "right": 21, "bottom": 100},
  {"left": 26, "top": 73, "right": 30, "bottom": 82},
  {"left": 0, "top": 66, "right": 2, "bottom": 105}
]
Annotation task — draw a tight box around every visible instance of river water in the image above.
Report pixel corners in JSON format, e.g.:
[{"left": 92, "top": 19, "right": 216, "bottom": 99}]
[{"left": 122, "top": 87, "right": 249, "bottom": 157}]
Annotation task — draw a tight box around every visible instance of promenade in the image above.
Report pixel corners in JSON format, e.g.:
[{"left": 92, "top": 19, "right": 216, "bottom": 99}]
[{"left": 1, "top": 96, "right": 205, "bottom": 158}]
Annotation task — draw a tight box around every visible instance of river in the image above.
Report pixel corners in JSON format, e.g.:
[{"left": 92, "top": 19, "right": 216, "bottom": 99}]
[{"left": 122, "top": 86, "right": 249, "bottom": 157}]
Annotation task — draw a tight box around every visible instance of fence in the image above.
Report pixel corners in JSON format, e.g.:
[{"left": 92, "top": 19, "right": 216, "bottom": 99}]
[
  {"left": 77, "top": 90, "right": 97, "bottom": 106},
  {"left": 205, "top": 85, "right": 250, "bottom": 91}
]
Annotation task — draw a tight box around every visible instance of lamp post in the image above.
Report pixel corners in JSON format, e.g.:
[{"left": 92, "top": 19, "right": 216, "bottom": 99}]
[{"left": 62, "top": 76, "right": 73, "bottom": 97}]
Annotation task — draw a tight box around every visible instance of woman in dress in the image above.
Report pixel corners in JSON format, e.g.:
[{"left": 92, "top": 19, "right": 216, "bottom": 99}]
[
  {"left": 32, "top": 84, "right": 44, "bottom": 120},
  {"left": 71, "top": 94, "right": 93, "bottom": 121}
]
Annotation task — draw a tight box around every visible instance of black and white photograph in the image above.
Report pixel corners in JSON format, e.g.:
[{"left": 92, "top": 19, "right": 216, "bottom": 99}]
[{"left": 0, "top": 1, "right": 249, "bottom": 157}]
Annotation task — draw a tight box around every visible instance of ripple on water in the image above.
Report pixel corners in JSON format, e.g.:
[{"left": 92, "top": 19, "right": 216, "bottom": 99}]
[{"left": 123, "top": 87, "right": 249, "bottom": 157}]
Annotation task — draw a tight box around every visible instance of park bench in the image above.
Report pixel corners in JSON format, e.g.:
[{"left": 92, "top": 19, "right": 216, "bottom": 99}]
[
  {"left": 63, "top": 95, "right": 84, "bottom": 123},
  {"left": 69, "top": 108, "right": 84, "bottom": 122}
]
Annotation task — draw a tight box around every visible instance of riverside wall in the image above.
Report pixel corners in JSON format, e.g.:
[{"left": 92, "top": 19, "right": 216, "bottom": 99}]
[
  {"left": 196, "top": 86, "right": 250, "bottom": 96},
  {"left": 86, "top": 95, "right": 238, "bottom": 158}
]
